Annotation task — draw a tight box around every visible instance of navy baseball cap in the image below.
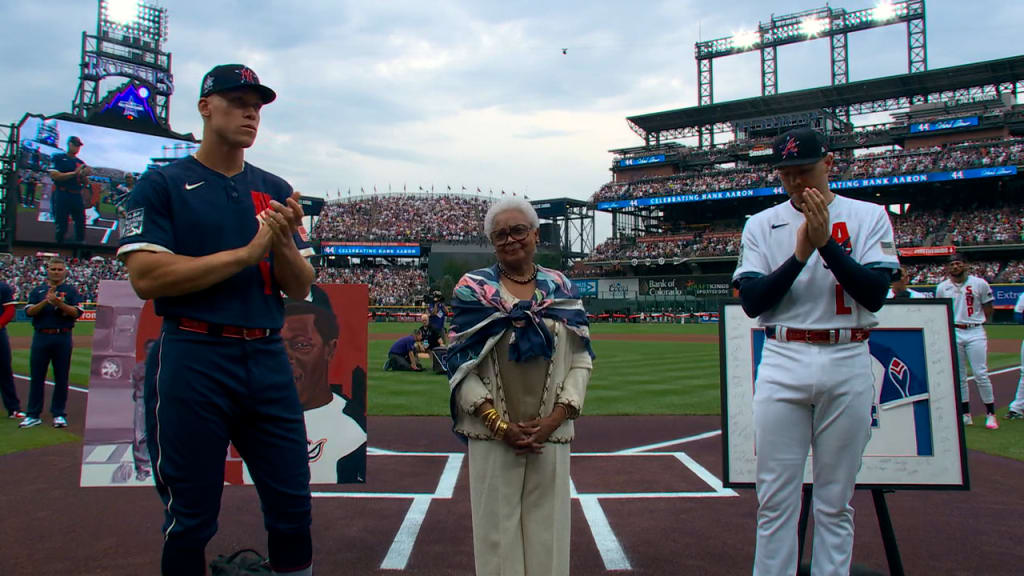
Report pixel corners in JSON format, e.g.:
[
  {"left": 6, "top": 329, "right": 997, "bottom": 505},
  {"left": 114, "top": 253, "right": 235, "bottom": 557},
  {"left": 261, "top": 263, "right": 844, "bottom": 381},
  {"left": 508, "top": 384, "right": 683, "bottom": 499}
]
[
  {"left": 773, "top": 127, "right": 828, "bottom": 167},
  {"left": 68, "top": 136, "right": 83, "bottom": 146},
  {"left": 200, "top": 64, "right": 276, "bottom": 104},
  {"left": 949, "top": 252, "right": 968, "bottom": 263}
]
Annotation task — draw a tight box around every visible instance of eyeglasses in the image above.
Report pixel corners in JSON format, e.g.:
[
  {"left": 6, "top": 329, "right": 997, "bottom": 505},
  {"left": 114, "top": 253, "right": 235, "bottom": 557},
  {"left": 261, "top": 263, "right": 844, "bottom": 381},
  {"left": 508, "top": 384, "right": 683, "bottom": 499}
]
[{"left": 490, "top": 224, "right": 532, "bottom": 245}]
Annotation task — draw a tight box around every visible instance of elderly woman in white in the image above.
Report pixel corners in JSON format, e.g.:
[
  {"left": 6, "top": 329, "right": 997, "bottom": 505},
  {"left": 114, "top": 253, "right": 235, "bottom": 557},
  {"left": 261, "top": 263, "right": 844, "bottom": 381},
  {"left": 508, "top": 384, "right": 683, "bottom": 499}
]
[{"left": 446, "top": 198, "right": 594, "bottom": 576}]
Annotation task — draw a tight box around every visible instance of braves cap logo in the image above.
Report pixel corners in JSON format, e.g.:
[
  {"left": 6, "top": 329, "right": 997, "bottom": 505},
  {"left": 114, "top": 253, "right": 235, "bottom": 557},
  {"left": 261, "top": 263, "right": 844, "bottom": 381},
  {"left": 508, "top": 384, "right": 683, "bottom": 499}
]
[
  {"left": 238, "top": 67, "right": 259, "bottom": 85},
  {"left": 888, "top": 357, "right": 911, "bottom": 397},
  {"left": 780, "top": 136, "right": 800, "bottom": 159}
]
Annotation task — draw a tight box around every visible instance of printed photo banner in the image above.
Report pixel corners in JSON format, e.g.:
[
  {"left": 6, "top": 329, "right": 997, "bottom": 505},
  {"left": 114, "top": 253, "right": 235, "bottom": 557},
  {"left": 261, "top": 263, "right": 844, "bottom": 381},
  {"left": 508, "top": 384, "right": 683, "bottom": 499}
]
[{"left": 81, "top": 281, "right": 369, "bottom": 487}]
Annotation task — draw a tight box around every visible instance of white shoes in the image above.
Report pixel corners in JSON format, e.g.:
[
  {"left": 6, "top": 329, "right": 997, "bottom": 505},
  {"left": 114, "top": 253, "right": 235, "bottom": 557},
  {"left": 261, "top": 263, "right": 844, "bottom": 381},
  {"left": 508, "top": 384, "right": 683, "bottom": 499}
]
[
  {"left": 963, "top": 413, "right": 973, "bottom": 426},
  {"left": 985, "top": 414, "right": 999, "bottom": 430}
]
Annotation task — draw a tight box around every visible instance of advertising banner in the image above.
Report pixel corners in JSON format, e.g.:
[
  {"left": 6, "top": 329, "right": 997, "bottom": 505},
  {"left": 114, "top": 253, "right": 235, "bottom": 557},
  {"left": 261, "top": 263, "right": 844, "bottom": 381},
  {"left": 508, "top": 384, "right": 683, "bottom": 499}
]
[
  {"left": 597, "top": 278, "right": 639, "bottom": 298},
  {"left": 597, "top": 166, "right": 1018, "bottom": 211},
  {"left": 638, "top": 276, "right": 732, "bottom": 297},
  {"left": 898, "top": 246, "right": 956, "bottom": 257}
]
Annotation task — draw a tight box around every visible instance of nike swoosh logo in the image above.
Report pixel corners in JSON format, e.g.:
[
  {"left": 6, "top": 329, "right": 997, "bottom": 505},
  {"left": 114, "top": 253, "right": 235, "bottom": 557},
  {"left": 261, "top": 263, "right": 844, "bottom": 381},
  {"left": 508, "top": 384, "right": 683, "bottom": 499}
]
[
  {"left": 770, "top": 223, "right": 790, "bottom": 229},
  {"left": 184, "top": 181, "right": 205, "bottom": 190}
]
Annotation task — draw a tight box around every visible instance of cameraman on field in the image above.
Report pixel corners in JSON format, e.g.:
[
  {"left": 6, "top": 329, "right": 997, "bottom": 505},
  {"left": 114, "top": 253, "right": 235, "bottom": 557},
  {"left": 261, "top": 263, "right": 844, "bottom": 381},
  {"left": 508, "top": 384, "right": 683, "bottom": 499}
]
[{"left": 422, "top": 290, "right": 449, "bottom": 349}]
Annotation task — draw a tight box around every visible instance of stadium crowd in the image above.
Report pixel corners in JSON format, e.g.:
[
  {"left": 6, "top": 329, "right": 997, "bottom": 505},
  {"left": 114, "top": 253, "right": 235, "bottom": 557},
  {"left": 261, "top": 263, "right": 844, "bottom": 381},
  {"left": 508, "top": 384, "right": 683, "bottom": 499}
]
[
  {"left": 593, "top": 138, "right": 1024, "bottom": 203},
  {"left": 586, "top": 205, "right": 1024, "bottom": 263},
  {"left": 903, "top": 261, "right": 1004, "bottom": 284},
  {"left": 314, "top": 194, "right": 491, "bottom": 243},
  {"left": 0, "top": 255, "right": 128, "bottom": 302},
  {"left": 588, "top": 231, "right": 740, "bottom": 262},
  {"left": 316, "top": 265, "right": 429, "bottom": 306},
  {"left": 0, "top": 255, "right": 430, "bottom": 307}
]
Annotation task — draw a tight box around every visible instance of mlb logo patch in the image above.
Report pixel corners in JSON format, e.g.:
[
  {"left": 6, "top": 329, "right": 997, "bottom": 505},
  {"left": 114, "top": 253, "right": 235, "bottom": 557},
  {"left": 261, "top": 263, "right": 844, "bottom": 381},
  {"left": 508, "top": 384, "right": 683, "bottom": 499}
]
[{"left": 124, "top": 208, "right": 144, "bottom": 237}]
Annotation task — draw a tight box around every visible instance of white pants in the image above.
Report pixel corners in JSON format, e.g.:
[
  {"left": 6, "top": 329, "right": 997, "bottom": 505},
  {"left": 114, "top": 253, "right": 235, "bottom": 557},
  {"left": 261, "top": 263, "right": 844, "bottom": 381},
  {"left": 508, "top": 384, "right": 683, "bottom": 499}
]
[
  {"left": 956, "top": 326, "right": 994, "bottom": 406},
  {"left": 752, "top": 340, "right": 874, "bottom": 576},
  {"left": 1010, "top": 341, "right": 1024, "bottom": 413},
  {"left": 468, "top": 439, "right": 571, "bottom": 576}
]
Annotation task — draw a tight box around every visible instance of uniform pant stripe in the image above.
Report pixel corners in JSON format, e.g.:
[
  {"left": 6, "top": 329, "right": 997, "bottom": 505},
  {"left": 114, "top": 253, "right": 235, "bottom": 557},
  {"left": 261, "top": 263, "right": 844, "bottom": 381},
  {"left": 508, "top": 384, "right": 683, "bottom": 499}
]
[{"left": 153, "top": 332, "right": 178, "bottom": 541}]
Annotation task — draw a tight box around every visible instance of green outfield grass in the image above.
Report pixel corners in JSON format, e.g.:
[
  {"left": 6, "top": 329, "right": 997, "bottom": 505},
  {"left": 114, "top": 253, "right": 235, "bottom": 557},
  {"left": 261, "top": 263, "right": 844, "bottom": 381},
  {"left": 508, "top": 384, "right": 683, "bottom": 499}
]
[
  {"left": 3, "top": 321, "right": 1024, "bottom": 461},
  {"left": 0, "top": 419, "right": 79, "bottom": 456}
]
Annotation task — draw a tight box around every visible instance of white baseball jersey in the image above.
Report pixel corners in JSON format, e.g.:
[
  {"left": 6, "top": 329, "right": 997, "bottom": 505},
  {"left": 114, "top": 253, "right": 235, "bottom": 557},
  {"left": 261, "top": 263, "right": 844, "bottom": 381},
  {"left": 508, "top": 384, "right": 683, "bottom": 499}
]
[
  {"left": 934, "top": 275, "right": 993, "bottom": 325},
  {"left": 1014, "top": 292, "right": 1024, "bottom": 315},
  {"left": 886, "top": 287, "right": 926, "bottom": 299},
  {"left": 241, "top": 393, "right": 366, "bottom": 485},
  {"left": 733, "top": 194, "right": 899, "bottom": 329},
  {"left": 304, "top": 393, "right": 366, "bottom": 484}
]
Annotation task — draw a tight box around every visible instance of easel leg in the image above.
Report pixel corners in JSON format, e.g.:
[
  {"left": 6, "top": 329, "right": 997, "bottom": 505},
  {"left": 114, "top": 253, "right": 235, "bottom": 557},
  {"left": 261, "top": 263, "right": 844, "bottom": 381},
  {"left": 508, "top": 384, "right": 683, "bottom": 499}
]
[{"left": 872, "top": 489, "right": 906, "bottom": 576}]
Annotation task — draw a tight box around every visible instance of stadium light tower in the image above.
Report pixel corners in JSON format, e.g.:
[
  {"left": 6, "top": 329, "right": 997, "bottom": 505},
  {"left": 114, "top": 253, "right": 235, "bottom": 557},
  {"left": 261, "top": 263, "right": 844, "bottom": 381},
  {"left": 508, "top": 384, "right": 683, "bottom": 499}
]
[
  {"left": 693, "top": 0, "right": 926, "bottom": 146},
  {"left": 105, "top": 0, "right": 141, "bottom": 25},
  {"left": 72, "top": 0, "right": 174, "bottom": 127}
]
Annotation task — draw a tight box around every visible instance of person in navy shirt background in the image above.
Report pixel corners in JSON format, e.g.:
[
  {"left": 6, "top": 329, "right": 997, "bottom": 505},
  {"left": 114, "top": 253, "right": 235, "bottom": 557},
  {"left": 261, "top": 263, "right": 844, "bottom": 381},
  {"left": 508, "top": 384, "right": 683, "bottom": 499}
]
[
  {"left": 48, "top": 135, "right": 90, "bottom": 245},
  {"left": 387, "top": 331, "right": 424, "bottom": 371},
  {"left": 426, "top": 289, "right": 449, "bottom": 348},
  {"left": 0, "top": 280, "right": 25, "bottom": 419},
  {"left": 18, "top": 258, "right": 81, "bottom": 429},
  {"left": 118, "top": 64, "right": 315, "bottom": 576}
]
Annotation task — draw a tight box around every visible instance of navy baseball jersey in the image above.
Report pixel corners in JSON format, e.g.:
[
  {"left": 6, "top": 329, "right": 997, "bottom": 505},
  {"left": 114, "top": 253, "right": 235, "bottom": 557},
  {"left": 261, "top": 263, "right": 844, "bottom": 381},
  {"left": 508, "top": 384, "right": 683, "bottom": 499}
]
[
  {"left": 117, "top": 156, "right": 314, "bottom": 329},
  {"left": 0, "top": 281, "right": 13, "bottom": 307},
  {"left": 1, "top": 281, "right": 14, "bottom": 324},
  {"left": 51, "top": 153, "right": 86, "bottom": 194},
  {"left": 27, "top": 283, "right": 82, "bottom": 330}
]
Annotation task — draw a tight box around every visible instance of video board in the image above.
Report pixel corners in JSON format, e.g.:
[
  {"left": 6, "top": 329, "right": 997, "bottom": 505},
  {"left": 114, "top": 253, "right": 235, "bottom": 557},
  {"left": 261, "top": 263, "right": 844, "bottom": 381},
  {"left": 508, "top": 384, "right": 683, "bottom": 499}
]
[{"left": 13, "top": 114, "right": 196, "bottom": 247}]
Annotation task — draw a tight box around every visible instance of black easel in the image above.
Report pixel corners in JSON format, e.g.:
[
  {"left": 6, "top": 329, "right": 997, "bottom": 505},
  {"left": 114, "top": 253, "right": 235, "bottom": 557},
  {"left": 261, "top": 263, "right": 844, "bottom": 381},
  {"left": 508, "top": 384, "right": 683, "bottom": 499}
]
[{"left": 797, "top": 486, "right": 905, "bottom": 576}]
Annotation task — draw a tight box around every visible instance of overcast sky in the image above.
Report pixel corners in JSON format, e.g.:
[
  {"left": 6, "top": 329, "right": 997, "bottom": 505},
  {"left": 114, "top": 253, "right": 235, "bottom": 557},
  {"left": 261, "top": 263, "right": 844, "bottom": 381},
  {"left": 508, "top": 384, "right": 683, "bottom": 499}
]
[{"left": 1, "top": 0, "right": 1021, "bottom": 238}]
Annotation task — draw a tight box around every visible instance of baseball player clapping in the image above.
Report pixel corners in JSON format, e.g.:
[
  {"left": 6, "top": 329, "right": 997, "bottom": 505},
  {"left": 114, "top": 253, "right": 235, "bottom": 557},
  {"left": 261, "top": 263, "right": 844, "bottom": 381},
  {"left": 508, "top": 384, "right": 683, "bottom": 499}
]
[{"left": 733, "top": 127, "right": 899, "bottom": 576}]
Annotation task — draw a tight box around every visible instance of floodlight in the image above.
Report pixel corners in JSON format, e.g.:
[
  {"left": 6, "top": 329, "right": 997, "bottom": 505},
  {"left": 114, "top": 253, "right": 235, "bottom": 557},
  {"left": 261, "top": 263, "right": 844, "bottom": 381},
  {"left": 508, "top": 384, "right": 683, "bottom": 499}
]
[
  {"left": 733, "top": 30, "right": 760, "bottom": 49},
  {"left": 106, "top": 0, "right": 140, "bottom": 25},
  {"left": 801, "top": 17, "right": 829, "bottom": 37},
  {"left": 873, "top": 1, "right": 898, "bottom": 21}
]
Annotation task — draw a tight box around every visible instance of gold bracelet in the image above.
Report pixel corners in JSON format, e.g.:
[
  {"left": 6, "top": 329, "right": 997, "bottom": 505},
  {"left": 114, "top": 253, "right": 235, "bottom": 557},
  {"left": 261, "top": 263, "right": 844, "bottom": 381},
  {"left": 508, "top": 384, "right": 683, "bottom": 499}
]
[
  {"left": 480, "top": 408, "right": 498, "bottom": 427},
  {"left": 494, "top": 420, "right": 508, "bottom": 440}
]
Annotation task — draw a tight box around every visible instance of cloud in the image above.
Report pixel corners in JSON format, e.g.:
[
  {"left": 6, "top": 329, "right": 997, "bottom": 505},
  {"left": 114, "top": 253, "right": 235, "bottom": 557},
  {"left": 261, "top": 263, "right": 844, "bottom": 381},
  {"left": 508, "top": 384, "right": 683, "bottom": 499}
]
[{"left": 0, "top": 0, "right": 1020, "bottom": 245}]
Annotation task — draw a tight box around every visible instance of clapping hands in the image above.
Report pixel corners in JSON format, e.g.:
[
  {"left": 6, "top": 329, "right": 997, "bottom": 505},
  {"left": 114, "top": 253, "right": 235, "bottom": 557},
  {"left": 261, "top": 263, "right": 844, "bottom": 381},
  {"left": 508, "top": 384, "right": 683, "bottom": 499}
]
[
  {"left": 795, "top": 187, "right": 831, "bottom": 262},
  {"left": 260, "top": 191, "right": 305, "bottom": 249}
]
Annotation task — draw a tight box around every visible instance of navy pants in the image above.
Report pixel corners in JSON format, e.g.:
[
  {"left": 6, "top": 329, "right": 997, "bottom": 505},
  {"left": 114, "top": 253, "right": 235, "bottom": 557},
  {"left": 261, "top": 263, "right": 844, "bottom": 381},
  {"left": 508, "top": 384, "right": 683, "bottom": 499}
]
[
  {"left": 0, "top": 328, "right": 21, "bottom": 415},
  {"left": 54, "top": 191, "right": 85, "bottom": 244},
  {"left": 145, "top": 323, "right": 312, "bottom": 572},
  {"left": 26, "top": 331, "right": 72, "bottom": 418}
]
